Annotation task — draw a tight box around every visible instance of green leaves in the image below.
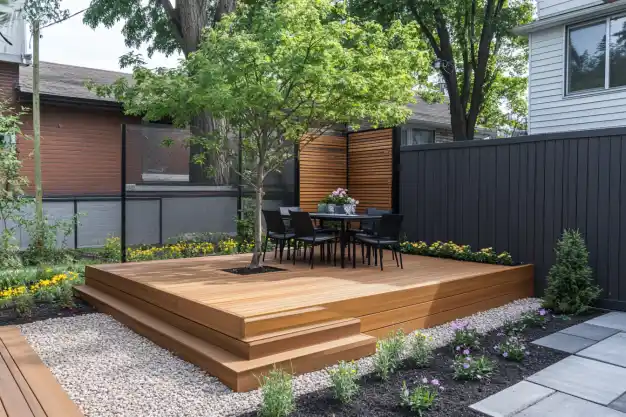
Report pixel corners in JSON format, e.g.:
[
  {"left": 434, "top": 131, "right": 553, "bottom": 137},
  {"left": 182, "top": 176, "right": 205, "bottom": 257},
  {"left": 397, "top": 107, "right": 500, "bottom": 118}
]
[{"left": 23, "top": 0, "right": 68, "bottom": 26}]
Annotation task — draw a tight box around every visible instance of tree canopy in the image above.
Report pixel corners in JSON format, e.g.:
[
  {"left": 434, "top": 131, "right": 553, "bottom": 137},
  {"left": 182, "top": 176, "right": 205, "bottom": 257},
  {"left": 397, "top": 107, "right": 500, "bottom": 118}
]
[
  {"left": 349, "top": 0, "right": 533, "bottom": 139},
  {"left": 98, "top": 0, "right": 430, "bottom": 267}
]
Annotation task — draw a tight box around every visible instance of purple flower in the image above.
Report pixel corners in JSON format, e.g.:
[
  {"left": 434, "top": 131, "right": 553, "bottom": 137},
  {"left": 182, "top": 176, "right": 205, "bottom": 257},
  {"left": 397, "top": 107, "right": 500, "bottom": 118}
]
[
  {"left": 463, "top": 363, "right": 470, "bottom": 369},
  {"left": 455, "top": 346, "right": 461, "bottom": 351},
  {"left": 539, "top": 309, "right": 547, "bottom": 316},
  {"left": 503, "top": 352, "right": 509, "bottom": 358},
  {"left": 431, "top": 379, "right": 440, "bottom": 386},
  {"left": 463, "top": 349, "right": 470, "bottom": 355},
  {"left": 465, "top": 356, "right": 472, "bottom": 362}
]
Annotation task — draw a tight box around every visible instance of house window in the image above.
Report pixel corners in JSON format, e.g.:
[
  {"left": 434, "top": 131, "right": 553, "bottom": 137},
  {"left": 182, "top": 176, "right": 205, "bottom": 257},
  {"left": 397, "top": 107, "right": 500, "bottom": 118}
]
[
  {"left": 0, "top": 133, "right": 15, "bottom": 149},
  {"left": 401, "top": 127, "right": 435, "bottom": 146},
  {"left": 566, "top": 15, "right": 626, "bottom": 94}
]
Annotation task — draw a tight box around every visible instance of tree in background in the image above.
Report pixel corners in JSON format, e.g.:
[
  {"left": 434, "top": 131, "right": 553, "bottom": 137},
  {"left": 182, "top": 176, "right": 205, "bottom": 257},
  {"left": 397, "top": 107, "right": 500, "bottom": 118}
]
[
  {"left": 349, "top": 0, "right": 533, "bottom": 140},
  {"left": 22, "top": 0, "right": 68, "bottom": 249},
  {"left": 96, "top": 0, "right": 430, "bottom": 268},
  {"left": 84, "top": 0, "right": 237, "bottom": 184}
]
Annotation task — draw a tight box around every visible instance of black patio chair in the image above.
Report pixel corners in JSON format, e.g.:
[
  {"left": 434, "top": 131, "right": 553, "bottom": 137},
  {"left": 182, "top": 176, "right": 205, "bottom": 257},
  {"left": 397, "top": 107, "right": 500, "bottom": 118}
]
[
  {"left": 289, "top": 211, "right": 337, "bottom": 269},
  {"left": 262, "top": 210, "right": 295, "bottom": 263},
  {"left": 348, "top": 208, "right": 391, "bottom": 262},
  {"left": 352, "top": 214, "right": 404, "bottom": 271}
]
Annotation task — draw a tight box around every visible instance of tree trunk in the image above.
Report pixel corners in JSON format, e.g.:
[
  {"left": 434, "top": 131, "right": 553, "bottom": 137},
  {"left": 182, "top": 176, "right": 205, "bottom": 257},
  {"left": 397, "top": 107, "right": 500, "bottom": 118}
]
[
  {"left": 249, "top": 163, "right": 264, "bottom": 269},
  {"left": 32, "top": 21, "right": 44, "bottom": 242}
]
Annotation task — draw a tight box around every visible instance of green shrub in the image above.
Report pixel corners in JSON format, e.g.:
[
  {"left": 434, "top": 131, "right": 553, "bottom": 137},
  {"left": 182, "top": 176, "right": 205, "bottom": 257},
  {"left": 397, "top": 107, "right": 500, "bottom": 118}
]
[
  {"left": 452, "top": 354, "right": 494, "bottom": 381},
  {"left": 258, "top": 368, "right": 295, "bottom": 417},
  {"left": 543, "top": 230, "right": 601, "bottom": 315},
  {"left": 327, "top": 361, "right": 360, "bottom": 404},
  {"left": 494, "top": 335, "right": 527, "bottom": 362},
  {"left": 103, "top": 236, "right": 122, "bottom": 262},
  {"left": 55, "top": 282, "right": 76, "bottom": 309},
  {"left": 408, "top": 332, "right": 433, "bottom": 368},
  {"left": 373, "top": 330, "right": 406, "bottom": 380},
  {"left": 14, "top": 292, "right": 35, "bottom": 317},
  {"left": 399, "top": 380, "right": 440, "bottom": 415},
  {"left": 450, "top": 320, "right": 481, "bottom": 351}
]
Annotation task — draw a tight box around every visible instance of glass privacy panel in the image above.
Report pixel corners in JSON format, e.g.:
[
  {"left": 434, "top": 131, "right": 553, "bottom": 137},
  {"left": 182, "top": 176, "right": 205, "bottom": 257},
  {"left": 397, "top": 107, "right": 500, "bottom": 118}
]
[
  {"left": 610, "top": 16, "right": 626, "bottom": 88},
  {"left": 401, "top": 127, "right": 434, "bottom": 146},
  {"left": 568, "top": 21, "right": 607, "bottom": 93}
]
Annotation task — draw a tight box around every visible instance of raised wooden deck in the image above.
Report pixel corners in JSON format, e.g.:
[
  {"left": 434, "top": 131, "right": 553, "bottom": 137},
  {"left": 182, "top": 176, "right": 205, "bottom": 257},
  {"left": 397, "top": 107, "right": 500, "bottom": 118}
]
[
  {"left": 0, "top": 327, "right": 83, "bottom": 417},
  {"left": 77, "top": 252, "right": 533, "bottom": 392}
]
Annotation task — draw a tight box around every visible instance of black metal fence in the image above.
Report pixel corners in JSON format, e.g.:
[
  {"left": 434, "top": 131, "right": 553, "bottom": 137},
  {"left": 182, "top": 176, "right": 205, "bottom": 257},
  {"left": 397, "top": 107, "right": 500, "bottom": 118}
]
[{"left": 399, "top": 127, "right": 626, "bottom": 310}]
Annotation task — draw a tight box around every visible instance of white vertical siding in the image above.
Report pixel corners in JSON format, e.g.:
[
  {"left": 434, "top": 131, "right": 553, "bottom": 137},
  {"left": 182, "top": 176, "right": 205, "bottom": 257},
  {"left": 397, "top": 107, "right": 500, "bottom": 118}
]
[
  {"left": 528, "top": 26, "right": 626, "bottom": 135},
  {"left": 537, "top": 0, "right": 602, "bottom": 19}
]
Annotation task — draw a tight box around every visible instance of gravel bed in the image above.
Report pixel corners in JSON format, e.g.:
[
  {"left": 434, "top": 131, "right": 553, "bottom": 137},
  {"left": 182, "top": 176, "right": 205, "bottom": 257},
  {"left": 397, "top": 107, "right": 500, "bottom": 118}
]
[{"left": 19, "top": 298, "right": 542, "bottom": 417}]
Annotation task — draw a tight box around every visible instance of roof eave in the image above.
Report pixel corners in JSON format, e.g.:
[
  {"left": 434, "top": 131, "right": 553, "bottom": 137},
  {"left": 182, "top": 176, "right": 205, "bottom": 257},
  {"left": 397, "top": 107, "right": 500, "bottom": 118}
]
[{"left": 513, "top": 0, "right": 626, "bottom": 35}]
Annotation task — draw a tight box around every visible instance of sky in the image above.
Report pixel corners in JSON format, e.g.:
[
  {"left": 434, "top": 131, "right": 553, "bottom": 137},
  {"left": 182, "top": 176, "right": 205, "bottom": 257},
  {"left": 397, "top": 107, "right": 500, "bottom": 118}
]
[{"left": 36, "top": 0, "right": 181, "bottom": 73}]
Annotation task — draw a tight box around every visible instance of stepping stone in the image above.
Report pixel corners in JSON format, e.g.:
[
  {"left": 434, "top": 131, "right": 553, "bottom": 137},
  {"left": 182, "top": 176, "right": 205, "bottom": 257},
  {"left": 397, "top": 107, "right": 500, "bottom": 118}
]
[
  {"left": 532, "top": 332, "right": 596, "bottom": 353},
  {"left": 611, "top": 392, "right": 626, "bottom": 413},
  {"left": 586, "top": 312, "right": 626, "bottom": 332},
  {"left": 578, "top": 333, "right": 626, "bottom": 368},
  {"left": 527, "top": 356, "right": 626, "bottom": 405},
  {"left": 469, "top": 381, "right": 554, "bottom": 417},
  {"left": 516, "top": 392, "right": 626, "bottom": 417},
  {"left": 560, "top": 323, "right": 620, "bottom": 341}
]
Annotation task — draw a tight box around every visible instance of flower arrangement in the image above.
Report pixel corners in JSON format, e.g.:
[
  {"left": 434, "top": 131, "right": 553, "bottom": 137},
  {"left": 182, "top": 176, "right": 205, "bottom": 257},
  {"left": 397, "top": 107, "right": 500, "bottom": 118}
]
[
  {"left": 323, "top": 188, "right": 358, "bottom": 206},
  {"left": 400, "top": 378, "right": 443, "bottom": 415},
  {"left": 452, "top": 351, "right": 495, "bottom": 381},
  {"left": 494, "top": 335, "right": 527, "bottom": 362},
  {"left": 400, "top": 240, "right": 514, "bottom": 265}
]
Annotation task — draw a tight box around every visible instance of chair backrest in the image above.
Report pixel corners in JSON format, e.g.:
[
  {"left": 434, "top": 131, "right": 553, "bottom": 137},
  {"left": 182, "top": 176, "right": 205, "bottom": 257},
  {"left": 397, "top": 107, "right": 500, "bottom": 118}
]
[
  {"left": 377, "top": 214, "right": 403, "bottom": 240},
  {"left": 362, "top": 208, "right": 391, "bottom": 231},
  {"left": 263, "top": 210, "right": 287, "bottom": 234},
  {"left": 280, "top": 206, "right": 301, "bottom": 216},
  {"left": 289, "top": 211, "right": 315, "bottom": 237}
]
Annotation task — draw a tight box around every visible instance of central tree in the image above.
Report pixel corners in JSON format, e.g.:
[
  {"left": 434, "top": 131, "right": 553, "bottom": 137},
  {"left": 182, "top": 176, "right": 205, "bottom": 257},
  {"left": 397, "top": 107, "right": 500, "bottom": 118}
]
[{"left": 101, "top": 0, "right": 429, "bottom": 268}]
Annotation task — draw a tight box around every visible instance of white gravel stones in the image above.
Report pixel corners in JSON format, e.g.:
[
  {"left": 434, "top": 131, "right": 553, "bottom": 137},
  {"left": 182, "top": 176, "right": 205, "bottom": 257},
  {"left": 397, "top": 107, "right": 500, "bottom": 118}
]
[{"left": 18, "top": 297, "right": 541, "bottom": 417}]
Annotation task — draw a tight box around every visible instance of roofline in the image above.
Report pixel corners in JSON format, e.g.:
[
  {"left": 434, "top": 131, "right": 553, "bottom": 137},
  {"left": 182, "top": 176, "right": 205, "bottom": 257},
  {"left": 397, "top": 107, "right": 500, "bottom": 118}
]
[
  {"left": 17, "top": 90, "right": 123, "bottom": 111},
  {"left": 513, "top": 0, "right": 626, "bottom": 35}
]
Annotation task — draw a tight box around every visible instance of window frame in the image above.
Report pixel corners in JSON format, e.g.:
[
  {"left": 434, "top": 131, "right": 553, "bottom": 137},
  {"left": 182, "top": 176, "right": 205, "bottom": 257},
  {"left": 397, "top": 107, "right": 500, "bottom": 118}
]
[
  {"left": 0, "top": 133, "right": 16, "bottom": 149},
  {"left": 400, "top": 126, "right": 435, "bottom": 147},
  {"left": 565, "top": 14, "right": 626, "bottom": 96}
]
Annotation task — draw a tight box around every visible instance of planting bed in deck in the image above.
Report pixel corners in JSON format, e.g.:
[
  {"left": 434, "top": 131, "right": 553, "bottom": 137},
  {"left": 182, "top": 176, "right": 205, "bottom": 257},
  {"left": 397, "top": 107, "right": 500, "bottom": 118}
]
[{"left": 237, "top": 310, "right": 602, "bottom": 417}]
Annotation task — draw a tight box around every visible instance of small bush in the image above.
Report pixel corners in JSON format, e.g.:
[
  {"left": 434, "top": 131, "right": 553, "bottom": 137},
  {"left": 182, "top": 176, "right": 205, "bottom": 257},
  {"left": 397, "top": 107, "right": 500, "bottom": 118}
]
[
  {"left": 494, "top": 336, "right": 527, "bottom": 362},
  {"left": 399, "top": 379, "right": 441, "bottom": 415},
  {"left": 103, "top": 236, "right": 122, "bottom": 262},
  {"left": 520, "top": 308, "right": 549, "bottom": 328},
  {"left": 55, "top": 283, "right": 76, "bottom": 309},
  {"left": 258, "top": 368, "right": 295, "bottom": 417},
  {"left": 543, "top": 229, "right": 601, "bottom": 314},
  {"left": 408, "top": 333, "right": 433, "bottom": 368},
  {"left": 373, "top": 330, "right": 406, "bottom": 380},
  {"left": 452, "top": 353, "right": 495, "bottom": 381},
  {"left": 450, "top": 320, "right": 481, "bottom": 351},
  {"left": 327, "top": 361, "right": 359, "bottom": 404},
  {"left": 14, "top": 292, "right": 35, "bottom": 317}
]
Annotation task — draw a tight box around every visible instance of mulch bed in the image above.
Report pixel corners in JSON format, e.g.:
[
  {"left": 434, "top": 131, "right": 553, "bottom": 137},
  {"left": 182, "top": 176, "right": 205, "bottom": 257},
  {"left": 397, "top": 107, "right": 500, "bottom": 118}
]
[
  {"left": 239, "top": 309, "right": 604, "bottom": 417},
  {"left": 222, "top": 266, "right": 287, "bottom": 275},
  {"left": 0, "top": 298, "right": 95, "bottom": 327}
]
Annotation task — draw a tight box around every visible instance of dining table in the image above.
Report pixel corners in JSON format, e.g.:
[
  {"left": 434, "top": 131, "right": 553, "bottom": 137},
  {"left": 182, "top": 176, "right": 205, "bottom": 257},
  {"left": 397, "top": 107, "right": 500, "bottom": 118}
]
[{"left": 288, "top": 212, "right": 383, "bottom": 268}]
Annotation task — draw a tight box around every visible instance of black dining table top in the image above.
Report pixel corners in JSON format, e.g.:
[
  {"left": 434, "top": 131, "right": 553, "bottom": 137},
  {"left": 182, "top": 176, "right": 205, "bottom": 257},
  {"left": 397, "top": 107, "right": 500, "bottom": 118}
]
[{"left": 281, "top": 212, "right": 382, "bottom": 220}]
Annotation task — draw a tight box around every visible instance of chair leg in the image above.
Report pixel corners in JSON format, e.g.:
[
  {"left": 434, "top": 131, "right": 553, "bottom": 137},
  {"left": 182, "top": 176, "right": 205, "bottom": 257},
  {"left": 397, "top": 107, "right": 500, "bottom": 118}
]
[
  {"left": 374, "top": 247, "right": 378, "bottom": 266},
  {"left": 327, "top": 241, "right": 331, "bottom": 263},
  {"left": 394, "top": 247, "right": 399, "bottom": 267},
  {"left": 286, "top": 239, "right": 291, "bottom": 260},
  {"left": 303, "top": 243, "right": 307, "bottom": 261},
  {"left": 293, "top": 241, "right": 298, "bottom": 265},
  {"left": 361, "top": 243, "right": 365, "bottom": 264},
  {"left": 310, "top": 244, "right": 315, "bottom": 269},
  {"left": 367, "top": 245, "right": 371, "bottom": 266},
  {"left": 392, "top": 249, "right": 395, "bottom": 261},
  {"left": 320, "top": 243, "right": 325, "bottom": 261},
  {"left": 399, "top": 248, "right": 403, "bottom": 269},
  {"left": 333, "top": 239, "right": 337, "bottom": 266},
  {"left": 379, "top": 246, "right": 384, "bottom": 271},
  {"left": 274, "top": 240, "right": 278, "bottom": 259},
  {"left": 262, "top": 234, "right": 269, "bottom": 262},
  {"left": 352, "top": 239, "right": 356, "bottom": 268},
  {"left": 279, "top": 240, "right": 284, "bottom": 264}
]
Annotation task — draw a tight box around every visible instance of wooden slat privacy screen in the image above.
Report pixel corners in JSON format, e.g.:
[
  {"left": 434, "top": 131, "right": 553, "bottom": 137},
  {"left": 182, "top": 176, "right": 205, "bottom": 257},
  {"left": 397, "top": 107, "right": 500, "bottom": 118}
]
[
  {"left": 298, "top": 135, "right": 347, "bottom": 212},
  {"left": 347, "top": 129, "right": 393, "bottom": 213}
]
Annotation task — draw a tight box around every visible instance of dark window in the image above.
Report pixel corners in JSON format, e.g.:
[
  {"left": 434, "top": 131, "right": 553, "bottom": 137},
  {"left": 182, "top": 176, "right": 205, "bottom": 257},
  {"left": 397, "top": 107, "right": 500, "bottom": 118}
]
[
  {"left": 610, "top": 16, "right": 626, "bottom": 88},
  {"left": 0, "top": 133, "right": 15, "bottom": 149},
  {"left": 567, "top": 21, "right": 606, "bottom": 93},
  {"left": 401, "top": 127, "right": 435, "bottom": 146}
]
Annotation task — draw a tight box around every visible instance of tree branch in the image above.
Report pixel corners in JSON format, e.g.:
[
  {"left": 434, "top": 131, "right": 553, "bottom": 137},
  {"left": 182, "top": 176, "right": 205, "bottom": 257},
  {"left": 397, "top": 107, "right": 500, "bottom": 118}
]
[
  {"left": 156, "top": 0, "right": 185, "bottom": 50},
  {"left": 408, "top": 0, "right": 442, "bottom": 57}
]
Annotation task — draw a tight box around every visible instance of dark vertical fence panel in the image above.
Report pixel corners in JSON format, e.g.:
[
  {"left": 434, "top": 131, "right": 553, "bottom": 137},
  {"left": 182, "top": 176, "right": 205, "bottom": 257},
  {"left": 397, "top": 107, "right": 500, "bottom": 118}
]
[{"left": 398, "top": 128, "right": 626, "bottom": 309}]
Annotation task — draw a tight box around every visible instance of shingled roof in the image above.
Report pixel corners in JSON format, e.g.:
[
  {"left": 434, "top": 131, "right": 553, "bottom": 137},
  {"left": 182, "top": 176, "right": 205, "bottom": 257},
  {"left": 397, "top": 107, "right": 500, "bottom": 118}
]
[
  {"left": 17, "top": 61, "right": 453, "bottom": 127},
  {"left": 18, "top": 61, "right": 131, "bottom": 103}
]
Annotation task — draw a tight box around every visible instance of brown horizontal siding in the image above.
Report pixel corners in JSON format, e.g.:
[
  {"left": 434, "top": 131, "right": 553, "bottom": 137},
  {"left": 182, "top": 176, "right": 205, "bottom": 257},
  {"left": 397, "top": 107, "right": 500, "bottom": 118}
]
[
  {"left": 348, "top": 129, "right": 392, "bottom": 212},
  {"left": 0, "top": 61, "right": 18, "bottom": 101}
]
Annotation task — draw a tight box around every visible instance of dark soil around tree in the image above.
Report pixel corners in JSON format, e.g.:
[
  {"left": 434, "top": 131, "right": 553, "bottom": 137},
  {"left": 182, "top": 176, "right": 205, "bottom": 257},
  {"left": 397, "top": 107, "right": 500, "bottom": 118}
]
[
  {"left": 0, "top": 298, "right": 95, "bottom": 327},
  {"left": 238, "top": 309, "right": 604, "bottom": 417},
  {"left": 222, "top": 266, "right": 287, "bottom": 275}
]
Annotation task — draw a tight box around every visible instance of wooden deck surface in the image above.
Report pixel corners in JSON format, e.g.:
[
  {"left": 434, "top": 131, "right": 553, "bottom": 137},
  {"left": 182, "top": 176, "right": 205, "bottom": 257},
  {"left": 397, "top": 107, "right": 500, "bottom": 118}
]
[
  {"left": 0, "top": 327, "right": 83, "bottom": 417},
  {"left": 80, "top": 252, "right": 534, "bottom": 391}
]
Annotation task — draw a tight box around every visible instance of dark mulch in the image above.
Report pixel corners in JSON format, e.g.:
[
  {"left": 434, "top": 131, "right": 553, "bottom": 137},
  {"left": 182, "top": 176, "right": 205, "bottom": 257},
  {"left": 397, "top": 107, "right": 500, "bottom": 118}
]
[
  {"left": 222, "top": 266, "right": 287, "bottom": 275},
  {"left": 238, "top": 309, "right": 604, "bottom": 417},
  {"left": 0, "top": 298, "right": 95, "bottom": 327}
]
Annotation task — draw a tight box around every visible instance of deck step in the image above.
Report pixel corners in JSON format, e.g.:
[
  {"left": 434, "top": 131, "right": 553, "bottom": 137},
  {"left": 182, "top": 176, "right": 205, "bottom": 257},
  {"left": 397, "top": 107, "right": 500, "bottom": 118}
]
[
  {"left": 79, "top": 281, "right": 362, "bottom": 359},
  {"left": 75, "top": 284, "right": 376, "bottom": 392}
]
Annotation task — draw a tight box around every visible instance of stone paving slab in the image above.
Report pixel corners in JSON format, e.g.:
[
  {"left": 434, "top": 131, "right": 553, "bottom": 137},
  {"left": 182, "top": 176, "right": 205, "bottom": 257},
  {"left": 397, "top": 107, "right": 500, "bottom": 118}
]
[
  {"left": 577, "top": 333, "right": 626, "bottom": 368},
  {"left": 560, "top": 323, "right": 620, "bottom": 341},
  {"left": 585, "top": 312, "right": 626, "bottom": 332},
  {"left": 611, "top": 392, "right": 626, "bottom": 413},
  {"left": 514, "top": 392, "right": 626, "bottom": 417},
  {"left": 532, "top": 332, "right": 597, "bottom": 353},
  {"left": 469, "top": 381, "right": 554, "bottom": 417},
  {"left": 526, "top": 355, "right": 626, "bottom": 405}
]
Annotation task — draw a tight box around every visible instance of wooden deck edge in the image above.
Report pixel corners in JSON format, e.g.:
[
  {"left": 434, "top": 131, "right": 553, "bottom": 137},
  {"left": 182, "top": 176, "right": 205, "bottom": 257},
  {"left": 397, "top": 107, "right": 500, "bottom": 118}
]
[{"left": 0, "top": 327, "right": 83, "bottom": 417}]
